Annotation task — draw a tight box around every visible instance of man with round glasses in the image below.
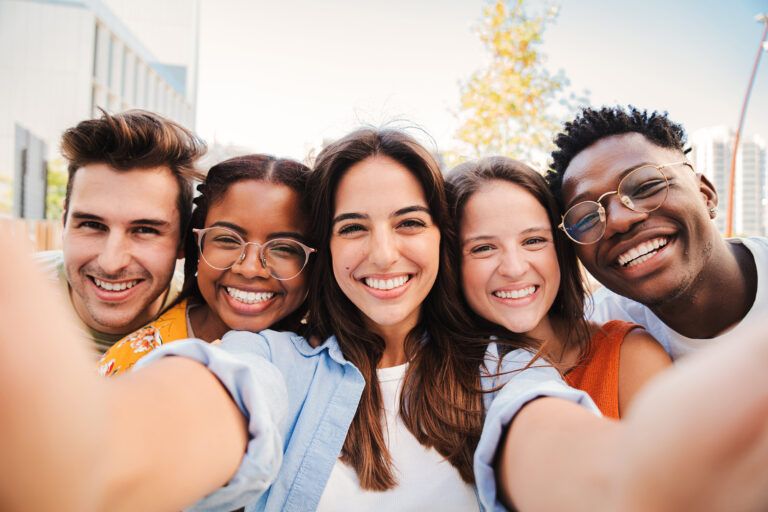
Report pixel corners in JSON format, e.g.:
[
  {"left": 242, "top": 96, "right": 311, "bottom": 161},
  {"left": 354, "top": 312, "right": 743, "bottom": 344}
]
[{"left": 547, "top": 106, "right": 768, "bottom": 360}]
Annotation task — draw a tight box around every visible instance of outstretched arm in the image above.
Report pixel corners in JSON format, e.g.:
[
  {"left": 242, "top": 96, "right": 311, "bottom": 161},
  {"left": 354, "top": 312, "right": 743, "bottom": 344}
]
[
  {"left": 0, "top": 226, "right": 248, "bottom": 511},
  {"left": 496, "top": 322, "right": 768, "bottom": 511}
]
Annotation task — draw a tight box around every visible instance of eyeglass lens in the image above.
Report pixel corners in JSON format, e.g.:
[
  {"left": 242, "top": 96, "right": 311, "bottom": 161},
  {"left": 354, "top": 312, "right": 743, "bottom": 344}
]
[
  {"left": 562, "top": 165, "right": 669, "bottom": 244},
  {"left": 199, "top": 227, "right": 309, "bottom": 279}
]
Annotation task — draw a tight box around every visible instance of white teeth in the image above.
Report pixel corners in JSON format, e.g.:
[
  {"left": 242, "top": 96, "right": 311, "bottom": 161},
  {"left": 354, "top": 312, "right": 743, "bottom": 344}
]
[
  {"left": 226, "top": 287, "right": 275, "bottom": 304},
  {"left": 94, "top": 278, "right": 139, "bottom": 291},
  {"left": 617, "top": 237, "right": 669, "bottom": 267},
  {"left": 364, "top": 275, "right": 409, "bottom": 290},
  {"left": 494, "top": 286, "right": 536, "bottom": 299}
]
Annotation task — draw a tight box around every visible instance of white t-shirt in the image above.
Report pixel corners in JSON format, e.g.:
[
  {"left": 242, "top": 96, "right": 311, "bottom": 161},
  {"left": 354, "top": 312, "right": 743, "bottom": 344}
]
[
  {"left": 316, "top": 363, "right": 479, "bottom": 512},
  {"left": 588, "top": 237, "right": 768, "bottom": 360}
]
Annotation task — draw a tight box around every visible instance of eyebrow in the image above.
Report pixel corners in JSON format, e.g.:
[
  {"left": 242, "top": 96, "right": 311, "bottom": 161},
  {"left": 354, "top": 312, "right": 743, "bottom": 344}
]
[
  {"left": 332, "top": 205, "right": 432, "bottom": 225},
  {"left": 70, "top": 211, "right": 171, "bottom": 227},
  {"left": 565, "top": 162, "right": 655, "bottom": 209},
  {"left": 210, "top": 221, "right": 307, "bottom": 242}
]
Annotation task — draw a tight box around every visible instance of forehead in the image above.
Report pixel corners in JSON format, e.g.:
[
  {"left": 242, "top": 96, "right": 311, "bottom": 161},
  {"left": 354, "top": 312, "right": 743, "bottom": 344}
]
[
  {"left": 334, "top": 155, "right": 428, "bottom": 212},
  {"left": 68, "top": 163, "right": 180, "bottom": 223},
  {"left": 561, "top": 133, "right": 683, "bottom": 205},
  {"left": 461, "top": 181, "right": 548, "bottom": 237},
  {"left": 207, "top": 180, "right": 305, "bottom": 231}
]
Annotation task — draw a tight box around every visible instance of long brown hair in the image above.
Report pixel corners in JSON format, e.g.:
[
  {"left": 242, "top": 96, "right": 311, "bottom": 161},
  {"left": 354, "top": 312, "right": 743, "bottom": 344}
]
[
  {"left": 308, "top": 129, "right": 502, "bottom": 490},
  {"left": 446, "top": 156, "right": 591, "bottom": 362},
  {"left": 175, "top": 154, "right": 313, "bottom": 333}
]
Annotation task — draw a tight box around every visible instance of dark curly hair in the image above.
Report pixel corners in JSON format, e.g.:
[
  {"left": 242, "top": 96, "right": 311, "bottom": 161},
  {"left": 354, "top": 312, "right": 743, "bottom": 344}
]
[{"left": 547, "top": 106, "right": 687, "bottom": 206}]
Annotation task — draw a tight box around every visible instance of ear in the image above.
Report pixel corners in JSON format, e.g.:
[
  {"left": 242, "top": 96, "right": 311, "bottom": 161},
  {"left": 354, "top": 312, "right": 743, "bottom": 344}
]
[
  {"left": 697, "top": 173, "right": 718, "bottom": 215},
  {"left": 176, "top": 244, "right": 185, "bottom": 260}
]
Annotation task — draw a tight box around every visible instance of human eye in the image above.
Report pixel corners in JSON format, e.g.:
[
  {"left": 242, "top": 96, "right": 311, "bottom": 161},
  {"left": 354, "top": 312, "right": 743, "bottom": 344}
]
[
  {"left": 523, "top": 236, "right": 549, "bottom": 248},
  {"left": 133, "top": 226, "right": 160, "bottom": 235},
  {"left": 209, "top": 233, "right": 242, "bottom": 248},
  {"left": 268, "top": 241, "right": 303, "bottom": 258},
  {"left": 397, "top": 218, "right": 427, "bottom": 231},
  {"left": 574, "top": 211, "right": 601, "bottom": 231},
  {"left": 337, "top": 223, "right": 366, "bottom": 237},
  {"left": 630, "top": 178, "right": 667, "bottom": 198},
  {"left": 468, "top": 244, "right": 496, "bottom": 258},
  {"left": 77, "top": 220, "right": 107, "bottom": 232}
]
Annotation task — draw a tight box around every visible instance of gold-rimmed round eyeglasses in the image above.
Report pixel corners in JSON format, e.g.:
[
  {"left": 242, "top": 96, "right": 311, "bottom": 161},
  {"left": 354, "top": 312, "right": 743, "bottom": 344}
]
[
  {"left": 558, "top": 161, "right": 694, "bottom": 245},
  {"left": 193, "top": 226, "right": 316, "bottom": 280}
]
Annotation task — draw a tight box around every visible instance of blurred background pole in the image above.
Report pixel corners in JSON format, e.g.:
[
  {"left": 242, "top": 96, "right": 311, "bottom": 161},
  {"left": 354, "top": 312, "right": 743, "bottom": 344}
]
[{"left": 726, "top": 13, "right": 768, "bottom": 237}]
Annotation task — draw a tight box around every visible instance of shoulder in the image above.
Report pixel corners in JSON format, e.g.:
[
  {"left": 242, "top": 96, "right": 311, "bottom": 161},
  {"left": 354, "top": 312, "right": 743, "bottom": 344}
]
[
  {"left": 621, "top": 325, "right": 669, "bottom": 357},
  {"left": 618, "top": 326, "right": 671, "bottom": 381}
]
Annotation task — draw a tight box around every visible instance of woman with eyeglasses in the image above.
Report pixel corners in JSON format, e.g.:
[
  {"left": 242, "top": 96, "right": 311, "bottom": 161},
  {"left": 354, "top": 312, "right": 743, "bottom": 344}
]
[
  {"left": 98, "top": 154, "right": 316, "bottom": 375},
  {"left": 446, "top": 156, "right": 671, "bottom": 419},
  {"left": 2, "top": 135, "right": 768, "bottom": 512}
]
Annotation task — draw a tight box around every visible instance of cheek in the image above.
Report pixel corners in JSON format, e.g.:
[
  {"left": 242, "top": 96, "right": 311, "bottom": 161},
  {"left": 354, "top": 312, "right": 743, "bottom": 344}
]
[
  {"left": 574, "top": 245, "right": 597, "bottom": 269},
  {"left": 330, "top": 240, "right": 359, "bottom": 284},
  {"left": 283, "top": 274, "right": 309, "bottom": 307},
  {"left": 461, "top": 260, "right": 491, "bottom": 310},
  {"left": 197, "top": 264, "right": 224, "bottom": 303}
]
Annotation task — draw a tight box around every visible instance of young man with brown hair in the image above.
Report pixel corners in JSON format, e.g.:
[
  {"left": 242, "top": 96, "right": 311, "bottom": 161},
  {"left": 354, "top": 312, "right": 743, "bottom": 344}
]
[{"left": 39, "top": 109, "right": 206, "bottom": 354}]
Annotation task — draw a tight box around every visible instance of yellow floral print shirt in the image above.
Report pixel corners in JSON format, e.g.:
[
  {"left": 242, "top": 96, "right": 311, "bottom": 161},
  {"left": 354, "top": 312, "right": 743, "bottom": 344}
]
[{"left": 98, "top": 299, "right": 189, "bottom": 376}]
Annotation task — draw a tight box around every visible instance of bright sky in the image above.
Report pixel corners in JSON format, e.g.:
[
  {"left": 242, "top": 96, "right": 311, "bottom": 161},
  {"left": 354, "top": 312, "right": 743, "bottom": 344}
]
[{"left": 196, "top": 0, "right": 768, "bottom": 161}]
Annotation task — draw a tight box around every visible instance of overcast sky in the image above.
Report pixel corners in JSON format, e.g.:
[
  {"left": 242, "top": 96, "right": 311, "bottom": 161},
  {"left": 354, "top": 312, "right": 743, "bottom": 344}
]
[{"left": 196, "top": 0, "right": 768, "bottom": 161}]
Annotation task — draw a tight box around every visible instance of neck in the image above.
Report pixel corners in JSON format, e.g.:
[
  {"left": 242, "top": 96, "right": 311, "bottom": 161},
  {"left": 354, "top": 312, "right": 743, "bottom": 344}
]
[
  {"left": 373, "top": 321, "right": 414, "bottom": 369},
  {"left": 527, "top": 315, "right": 581, "bottom": 368},
  {"left": 652, "top": 239, "right": 757, "bottom": 338}
]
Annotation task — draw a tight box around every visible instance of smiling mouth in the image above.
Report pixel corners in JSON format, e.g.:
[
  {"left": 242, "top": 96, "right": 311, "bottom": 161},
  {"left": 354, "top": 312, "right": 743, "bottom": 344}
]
[
  {"left": 363, "top": 275, "right": 411, "bottom": 291},
  {"left": 90, "top": 277, "right": 141, "bottom": 292},
  {"left": 616, "top": 236, "right": 669, "bottom": 268},
  {"left": 493, "top": 285, "right": 537, "bottom": 299},
  {"left": 225, "top": 286, "right": 276, "bottom": 305}
]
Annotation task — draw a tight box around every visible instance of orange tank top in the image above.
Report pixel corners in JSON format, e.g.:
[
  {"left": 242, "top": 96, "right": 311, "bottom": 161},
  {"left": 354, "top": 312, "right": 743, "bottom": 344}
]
[{"left": 565, "top": 320, "right": 639, "bottom": 419}]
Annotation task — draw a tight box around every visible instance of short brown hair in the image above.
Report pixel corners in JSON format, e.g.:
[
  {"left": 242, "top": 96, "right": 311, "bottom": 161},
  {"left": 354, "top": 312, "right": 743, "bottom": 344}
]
[{"left": 60, "top": 109, "right": 206, "bottom": 235}]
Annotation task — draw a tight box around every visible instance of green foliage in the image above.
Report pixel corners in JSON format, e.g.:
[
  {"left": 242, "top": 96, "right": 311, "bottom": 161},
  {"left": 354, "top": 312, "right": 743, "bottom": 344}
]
[
  {"left": 46, "top": 158, "right": 67, "bottom": 220},
  {"left": 451, "top": 0, "right": 588, "bottom": 169}
]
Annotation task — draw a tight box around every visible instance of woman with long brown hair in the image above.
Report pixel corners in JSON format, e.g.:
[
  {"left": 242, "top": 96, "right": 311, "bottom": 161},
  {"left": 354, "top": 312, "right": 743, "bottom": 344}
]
[
  {"left": 447, "top": 156, "right": 671, "bottom": 419},
  {"left": 1, "top": 131, "right": 768, "bottom": 512}
]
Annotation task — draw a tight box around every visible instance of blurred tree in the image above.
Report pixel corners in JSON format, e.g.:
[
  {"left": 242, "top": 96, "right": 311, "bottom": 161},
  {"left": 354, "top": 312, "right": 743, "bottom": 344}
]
[
  {"left": 0, "top": 175, "right": 11, "bottom": 215},
  {"left": 46, "top": 158, "right": 67, "bottom": 220},
  {"left": 451, "top": 0, "right": 587, "bottom": 168}
]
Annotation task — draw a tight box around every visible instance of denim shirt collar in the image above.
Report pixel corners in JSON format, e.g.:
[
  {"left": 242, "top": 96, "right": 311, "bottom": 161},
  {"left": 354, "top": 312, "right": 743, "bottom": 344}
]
[{"left": 289, "top": 333, "right": 352, "bottom": 368}]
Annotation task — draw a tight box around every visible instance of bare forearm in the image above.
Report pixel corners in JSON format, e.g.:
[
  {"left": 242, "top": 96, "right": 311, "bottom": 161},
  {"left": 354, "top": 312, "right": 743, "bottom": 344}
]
[
  {"left": 615, "top": 322, "right": 768, "bottom": 511},
  {"left": 498, "top": 398, "right": 623, "bottom": 511},
  {"left": 102, "top": 357, "right": 248, "bottom": 512},
  {"left": 0, "top": 229, "right": 107, "bottom": 511}
]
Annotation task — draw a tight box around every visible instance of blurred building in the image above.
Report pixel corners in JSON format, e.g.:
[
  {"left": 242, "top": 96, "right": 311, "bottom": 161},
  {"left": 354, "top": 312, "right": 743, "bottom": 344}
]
[
  {"left": 0, "top": 0, "right": 199, "bottom": 218},
  {"left": 690, "top": 127, "right": 766, "bottom": 236}
]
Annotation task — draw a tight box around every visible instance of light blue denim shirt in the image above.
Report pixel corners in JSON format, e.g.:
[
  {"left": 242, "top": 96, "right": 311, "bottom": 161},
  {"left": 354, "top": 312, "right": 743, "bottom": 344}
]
[{"left": 137, "top": 330, "right": 598, "bottom": 512}]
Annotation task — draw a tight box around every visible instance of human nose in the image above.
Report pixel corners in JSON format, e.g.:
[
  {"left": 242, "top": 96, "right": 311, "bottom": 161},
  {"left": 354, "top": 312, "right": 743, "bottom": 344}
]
[
  {"left": 97, "top": 232, "right": 131, "bottom": 275},
  {"left": 368, "top": 228, "right": 398, "bottom": 269},
  {"left": 601, "top": 194, "right": 650, "bottom": 239},
  {"left": 231, "top": 242, "right": 271, "bottom": 279},
  {"left": 496, "top": 246, "right": 529, "bottom": 279}
]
